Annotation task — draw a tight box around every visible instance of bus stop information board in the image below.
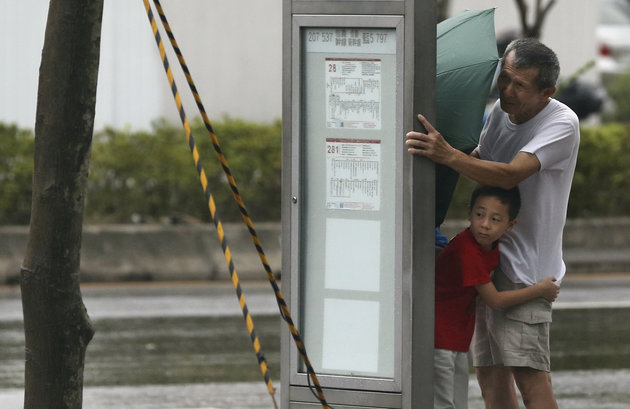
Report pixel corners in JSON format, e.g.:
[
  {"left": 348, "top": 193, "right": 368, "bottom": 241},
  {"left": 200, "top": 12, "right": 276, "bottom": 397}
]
[{"left": 299, "top": 26, "right": 398, "bottom": 379}]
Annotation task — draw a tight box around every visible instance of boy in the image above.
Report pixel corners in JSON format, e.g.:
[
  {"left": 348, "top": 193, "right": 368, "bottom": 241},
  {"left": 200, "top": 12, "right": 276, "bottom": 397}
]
[{"left": 434, "top": 185, "right": 559, "bottom": 409}]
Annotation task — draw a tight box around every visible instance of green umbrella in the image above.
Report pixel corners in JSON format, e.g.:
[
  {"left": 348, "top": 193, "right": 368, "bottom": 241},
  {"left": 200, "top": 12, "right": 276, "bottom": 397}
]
[{"left": 434, "top": 8, "right": 499, "bottom": 226}]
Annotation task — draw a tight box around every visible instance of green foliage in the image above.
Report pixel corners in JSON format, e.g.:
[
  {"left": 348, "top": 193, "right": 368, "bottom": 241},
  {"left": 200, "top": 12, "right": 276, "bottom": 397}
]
[
  {"left": 0, "top": 124, "right": 34, "bottom": 224},
  {"left": 0, "top": 118, "right": 281, "bottom": 225},
  {"left": 87, "top": 120, "right": 206, "bottom": 223},
  {"left": 569, "top": 123, "right": 630, "bottom": 217},
  {"left": 86, "top": 117, "right": 282, "bottom": 223},
  {"left": 603, "top": 69, "right": 630, "bottom": 123},
  {"left": 2, "top": 119, "right": 629, "bottom": 225},
  {"left": 201, "top": 117, "right": 282, "bottom": 222},
  {"left": 443, "top": 177, "right": 476, "bottom": 221},
  {"left": 445, "top": 122, "right": 630, "bottom": 220}
]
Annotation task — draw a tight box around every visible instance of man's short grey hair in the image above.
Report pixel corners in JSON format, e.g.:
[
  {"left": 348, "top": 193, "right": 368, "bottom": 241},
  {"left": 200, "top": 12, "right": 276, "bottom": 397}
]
[{"left": 501, "top": 38, "right": 560, "bottom": 90}]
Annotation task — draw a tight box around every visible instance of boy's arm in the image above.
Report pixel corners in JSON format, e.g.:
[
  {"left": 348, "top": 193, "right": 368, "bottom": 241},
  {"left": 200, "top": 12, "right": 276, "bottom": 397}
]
[{"left": 475, "top": 277, "right": 559, "bottom": 310}]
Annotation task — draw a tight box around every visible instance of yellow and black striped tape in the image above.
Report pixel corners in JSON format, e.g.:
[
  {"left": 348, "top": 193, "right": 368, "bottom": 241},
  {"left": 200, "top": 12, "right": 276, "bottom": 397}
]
[
  {"left": 141, "top": 2, "right": 282, "bottom": 408},
  {"left": 145, "top": 1, "right": 332, "bottom": 407}
]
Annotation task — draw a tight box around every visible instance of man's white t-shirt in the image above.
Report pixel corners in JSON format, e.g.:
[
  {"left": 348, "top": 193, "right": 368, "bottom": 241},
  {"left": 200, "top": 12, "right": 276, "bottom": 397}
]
[{"left": 476, "top": 98, "right": 580, "bottom": 285}]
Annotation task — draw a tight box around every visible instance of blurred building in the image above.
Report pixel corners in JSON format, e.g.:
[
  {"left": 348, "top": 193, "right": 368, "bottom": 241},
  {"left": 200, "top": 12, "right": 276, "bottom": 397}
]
[
  {"left": 0, "top": 0, "right": 599, "bottom": 131},
  {"left": 449, "top": 0, "right": 599, "bottom": 82},
  {"left": 0, "top": 0, "right": 282, "bottom": 131}
]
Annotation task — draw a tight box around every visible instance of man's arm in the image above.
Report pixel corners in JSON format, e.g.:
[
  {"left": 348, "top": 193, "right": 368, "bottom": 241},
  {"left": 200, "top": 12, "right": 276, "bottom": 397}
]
[
  {"left": 405, "top": 114, "right": 540, "bottom": 189},
  {"left": 475, "top": 277, "right": 559, "bottom": 310}
]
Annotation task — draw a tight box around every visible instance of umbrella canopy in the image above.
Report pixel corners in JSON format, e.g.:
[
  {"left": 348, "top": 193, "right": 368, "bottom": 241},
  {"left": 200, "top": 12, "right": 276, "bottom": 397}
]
[{"left": 435, "top": 8, "right": 499, "bottom": 226}]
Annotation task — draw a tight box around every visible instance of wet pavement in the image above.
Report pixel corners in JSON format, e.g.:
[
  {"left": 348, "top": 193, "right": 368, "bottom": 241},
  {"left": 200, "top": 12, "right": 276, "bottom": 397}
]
[
  {"left": 1, "top": 370, "right": 630, "bottom": 409},
  {"left": 1, "top": 275, "right": 630, "bottom": 408},
  {"left": 2, "top": 274, "right": 628, "bottom": 320}
]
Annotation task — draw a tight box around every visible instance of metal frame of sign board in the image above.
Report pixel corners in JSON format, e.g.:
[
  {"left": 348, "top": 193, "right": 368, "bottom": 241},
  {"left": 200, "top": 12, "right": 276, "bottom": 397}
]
[
  {"left": 290, "top": 1, "right": 405, "bottom": 15},
  {"left": 281, "top": 3, "right": 436, "bottom": 408}
]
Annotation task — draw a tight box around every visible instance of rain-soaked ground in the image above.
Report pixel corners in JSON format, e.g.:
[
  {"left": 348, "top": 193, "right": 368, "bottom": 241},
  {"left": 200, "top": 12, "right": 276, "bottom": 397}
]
[{"left": 1, "top": 277, "right": 630, "bottom": 408}]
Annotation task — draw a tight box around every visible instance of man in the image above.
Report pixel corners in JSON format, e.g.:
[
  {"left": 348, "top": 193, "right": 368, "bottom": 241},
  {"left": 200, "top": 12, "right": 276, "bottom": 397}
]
[{"left": 406, "top": 38, "right": 580, "bottom": 409}]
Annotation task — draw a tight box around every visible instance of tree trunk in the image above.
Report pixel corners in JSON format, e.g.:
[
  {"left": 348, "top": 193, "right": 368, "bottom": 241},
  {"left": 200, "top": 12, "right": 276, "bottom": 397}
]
[
  {"left": 21, "top": 0, "right": 103, "bottom": 408},
  {"left": 514, "top": 0, "right": 556, "bottom": 39},
  {"left": 437, "top": 0, "right": 451, "bottom": 23}
]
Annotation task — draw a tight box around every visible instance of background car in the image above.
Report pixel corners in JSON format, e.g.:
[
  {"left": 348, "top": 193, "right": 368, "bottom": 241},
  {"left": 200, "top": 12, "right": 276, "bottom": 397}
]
[{"left": 597, "top": 0, "right": 630, "bottom": 85}]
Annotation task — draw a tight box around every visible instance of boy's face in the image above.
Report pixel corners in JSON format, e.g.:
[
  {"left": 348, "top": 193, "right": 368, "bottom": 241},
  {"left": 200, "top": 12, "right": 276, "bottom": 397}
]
[{"left": 468, "top": 195, "right": 517, "bottom": 251}]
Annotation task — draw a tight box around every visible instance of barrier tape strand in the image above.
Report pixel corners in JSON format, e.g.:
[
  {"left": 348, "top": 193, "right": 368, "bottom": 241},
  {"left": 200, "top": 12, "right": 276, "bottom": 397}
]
[
  {"left": 148, "top": 1, "right": 332, "bottom": 407},
  {"left": 141, "top": 2, "right": 279, "bottom": 408}
]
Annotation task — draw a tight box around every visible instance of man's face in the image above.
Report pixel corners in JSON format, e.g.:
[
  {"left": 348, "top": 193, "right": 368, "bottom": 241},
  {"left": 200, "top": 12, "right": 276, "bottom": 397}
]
[{"left": 497, "top": 51, "right": 555, "bottom": 124}]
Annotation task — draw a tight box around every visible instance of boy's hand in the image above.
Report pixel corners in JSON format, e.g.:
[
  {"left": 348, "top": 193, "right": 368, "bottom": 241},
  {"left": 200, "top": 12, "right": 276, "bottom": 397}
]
[{"left": 537, "top": 277, "right": 560, "bottom": 302}]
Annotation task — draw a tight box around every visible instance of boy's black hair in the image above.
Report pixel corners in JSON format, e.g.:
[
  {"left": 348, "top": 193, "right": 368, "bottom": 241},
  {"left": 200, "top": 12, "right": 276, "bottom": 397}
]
[{"left": 469, "top": 184, "right": 521, "bottom": 221}]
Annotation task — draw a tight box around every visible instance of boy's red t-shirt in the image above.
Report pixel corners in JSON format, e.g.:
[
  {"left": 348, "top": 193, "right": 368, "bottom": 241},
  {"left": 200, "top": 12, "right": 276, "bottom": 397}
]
[{"left": 435, "top": 228, "right": 498, "bottom": 352}]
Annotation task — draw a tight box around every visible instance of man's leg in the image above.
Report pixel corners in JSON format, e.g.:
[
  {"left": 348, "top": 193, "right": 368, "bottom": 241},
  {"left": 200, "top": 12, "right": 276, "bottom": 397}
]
[
  {"left": 475, "top": 366, "right": 519, "bottom": 409},
  {"left": 476, "top": 267, "right": 555, "bottom": 409},
  {"left": 471, "top": 297, "right": 517, "bottom": 409},
  {"left": 512, "top": 367, "right": 558, "bottom": 409}
]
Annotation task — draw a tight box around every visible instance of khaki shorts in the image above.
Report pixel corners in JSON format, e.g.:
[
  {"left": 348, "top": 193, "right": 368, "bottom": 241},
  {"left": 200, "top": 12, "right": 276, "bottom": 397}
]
[{"left": 470, "top": 268, "right": 553, "bottom": 372}]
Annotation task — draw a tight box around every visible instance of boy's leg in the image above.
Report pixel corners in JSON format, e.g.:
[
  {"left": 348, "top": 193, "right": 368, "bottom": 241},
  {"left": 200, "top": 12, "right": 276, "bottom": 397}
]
[
  {"left": 453, "top": 351, "right": 469, "bottom": 409},
  {"left": 434, "top": 349, "right": 468, "bottom": 409}
]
